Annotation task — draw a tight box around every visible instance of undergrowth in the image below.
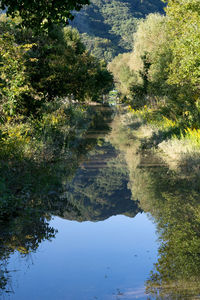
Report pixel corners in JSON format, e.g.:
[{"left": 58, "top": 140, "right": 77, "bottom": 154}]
[{"left": 125, "top": 105, "right": 200, "bottom": 168}]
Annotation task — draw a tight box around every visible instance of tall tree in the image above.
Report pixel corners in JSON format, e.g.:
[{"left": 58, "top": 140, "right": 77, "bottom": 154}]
[
  {"left": 166, "top": 0, "right": 200, "bottom": 88},
  {"left": 164, "top": 0, "right": 200, "bottom": 125},
  {"left": 0, "top": 0, "right": 90, "bottom": 30}
]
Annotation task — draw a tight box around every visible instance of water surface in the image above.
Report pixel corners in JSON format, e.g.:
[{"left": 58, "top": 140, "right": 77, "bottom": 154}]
[
  {"left": 1, "top": 107, "right": 200, "bottom": 299},
  {"left": 8, "top": 214, "right": 157, "bottom": 300}
]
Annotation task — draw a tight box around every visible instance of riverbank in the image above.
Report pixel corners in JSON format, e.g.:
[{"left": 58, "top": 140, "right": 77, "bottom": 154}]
[
  {"left": 0, "top": 101, "right": 91, "bottom": 161},
  {"left": 114, "top": 105, "right": 200, "bottom": 172}
]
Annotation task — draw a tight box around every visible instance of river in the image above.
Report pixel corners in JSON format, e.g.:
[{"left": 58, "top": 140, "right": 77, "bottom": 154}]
[{"left": 1, "top": 106, "right": 200, "bottom": 299}]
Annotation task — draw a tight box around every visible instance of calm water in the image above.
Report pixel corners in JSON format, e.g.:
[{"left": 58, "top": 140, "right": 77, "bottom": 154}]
[
  {"left": 1, "top": 107, "right": 200, "bottom": 299},
  {"left": 7, "top": 214, "right": 157, "bottom": 300}
]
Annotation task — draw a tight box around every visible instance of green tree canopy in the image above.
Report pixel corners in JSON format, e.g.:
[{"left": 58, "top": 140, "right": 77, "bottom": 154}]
[
  {"left": 0, "top": 0, "right": 90, "bottom": 29},
  {"left": 0, "top": 17, "right": 113, "bottom": 116}
]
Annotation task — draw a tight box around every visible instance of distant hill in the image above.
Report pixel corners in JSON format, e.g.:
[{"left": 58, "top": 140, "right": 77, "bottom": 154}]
[{"left": 71, "top": 0, "right": 164, "bottom": 61}]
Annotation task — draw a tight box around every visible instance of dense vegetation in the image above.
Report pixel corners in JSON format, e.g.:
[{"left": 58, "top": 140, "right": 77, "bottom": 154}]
[
  {"left": 0, "top": 0, "right": 90, "bottom": 29},
  {"left": 0, "top": 0, "right": 113, "bottom": 163},
  {"left": 0, "top": 17, "right": 113, "bottom": 114},
  {"left": 109, "top": 0, "right": 200, "bottom": 164},
  {"left": 0, "top": 1, "right": 110, "bottom": 295},
  {"left": 72, "top": 0, "right": 164, "bottom": 61}
]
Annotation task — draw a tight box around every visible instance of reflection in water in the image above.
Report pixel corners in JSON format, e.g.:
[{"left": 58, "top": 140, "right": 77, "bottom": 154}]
[
  {"left": 109, "top": 113, "right": 200, "bottom": 299},
  {"left": 139, "top": 164, "right": 200, "bottom": 299},
  {"left": 61, "top": 142, "right": 140, "bottom": 222},
  {"left": 0, "top": 107, "right": 141, "bottom": 297},
  {"left": 2, "top": 107, "right": 200, "bottom": 299},
  {"left": 0, "top": 211, "right": 56, "bottom": 295}
]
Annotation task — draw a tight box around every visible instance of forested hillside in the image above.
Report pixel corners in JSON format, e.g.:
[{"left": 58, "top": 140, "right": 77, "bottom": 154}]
[{"left": 72, "top": 0, "right": 164, "bottom": 61}]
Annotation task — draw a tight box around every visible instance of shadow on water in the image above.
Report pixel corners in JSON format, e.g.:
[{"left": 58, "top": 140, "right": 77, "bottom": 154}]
[{"left": 0, "top": 106, "right": 140, "bottom": 297}]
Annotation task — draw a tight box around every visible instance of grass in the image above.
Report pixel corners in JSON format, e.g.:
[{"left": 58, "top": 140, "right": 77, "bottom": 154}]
[
  {"left": 0, "top": 101, "right": 91, "bottom": 162},
  {"left": 158, "top": 127, "right": 200, "bottom": 169},
  {"left": 120, "top": 105, "right": 200, "bottom": 170}
]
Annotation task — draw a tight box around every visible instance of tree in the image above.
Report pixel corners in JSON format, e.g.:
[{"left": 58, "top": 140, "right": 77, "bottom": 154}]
[
  {"left": 162, "top": 0, "right": 200, "bottom": 126},
  {"left": 109, "top": 13, "right": 169, "bottom": 106},
  {"left": 0, "top": 0, "right": 90, "bottom": 30},
  {"left": 0, "top": 15, "right": 113, "bottom": 116},
  {"left": 72, "top": 0, "right": 164, "bottom": 61},
  {"left": 0, "top": 27, "right": 35, "bottom": 115},
  {"left": 165, "top": 0, "right": 200, "bottom": 88},
  {"left": 108, "top": 52, "right": 137, "bottom": 98},
  {"left": 23, "top": 25, "right": 113, "bottom": 103}
]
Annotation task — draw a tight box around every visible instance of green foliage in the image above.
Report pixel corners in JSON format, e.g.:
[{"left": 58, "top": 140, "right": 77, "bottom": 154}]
[
  {"left": 166, "top": 0, "right": 200, "bottom": 88},
  {"left": 163, "top": 0, "right": 200, "bottom": 126},
  {"left": 109, "top": 13, "right": 168, "bottom": 106},
  {"left": 0, "top": 17, "right": 113, "bottom": 117},
  {"left": 110, "top": 3, "right": 200, "bottom": 128},
  {"left": 0, "top": 28, "right": 35, "bottom": 115},
  {"left": 81, "top": 33, "right": 116, "bottom": 62},
  {"left": 24, "top": 25, "right": 112, "bottom": 103},
  {"left": 142, "top": 166, "right": 200, "bottom": 299},
  {"left": 108, "top": 52, "right": 138, "bottom": 98},
  {"left": 72, "top": 0, "right": 164, "bottom": 61},
  {"left": 0, "top": 101, "right": 93, "bottom": 161},
  {"left": 0, "top": 0, "right": 90, "bottom": 30}
]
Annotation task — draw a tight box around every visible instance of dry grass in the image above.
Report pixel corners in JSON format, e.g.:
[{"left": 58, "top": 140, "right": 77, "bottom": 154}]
[
  {"left": 121, "top": 106, "right": 200, "bottom": 171},
  {"left": 158, "top": 133, "right": 200, "bottom": 170}
]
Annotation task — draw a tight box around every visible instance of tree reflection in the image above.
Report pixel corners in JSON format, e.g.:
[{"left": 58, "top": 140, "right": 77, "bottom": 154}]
[
  {"left": 108, "top": 113, "right": 200, "bottom": 298},
  {"left": 61, "top": 143, "right": 140, "bottom": 221},
  {"left": 0, "top": 212, "right": 56, "bottom": 296},
  {"left": 0, "top": 110, "right": 104, "bottom": 295},
  {"left": 0, "top": 107, "right": 141, "bottom": 295},
  {"left": 131, "top": 158, "right": 200, "bottom": 299}
]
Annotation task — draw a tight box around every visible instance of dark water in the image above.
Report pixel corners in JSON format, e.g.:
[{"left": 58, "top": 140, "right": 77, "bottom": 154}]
[{"left": 1, "top": 107, "right": 200, "bottom": 299}]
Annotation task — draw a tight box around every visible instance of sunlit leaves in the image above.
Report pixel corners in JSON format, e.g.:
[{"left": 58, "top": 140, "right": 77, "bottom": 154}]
[
  {"left": 0, "top": 31, "right": 34, "bottom": 115},
  {"left": 166, "top": 0, "right": 200, "bottom": 88}
]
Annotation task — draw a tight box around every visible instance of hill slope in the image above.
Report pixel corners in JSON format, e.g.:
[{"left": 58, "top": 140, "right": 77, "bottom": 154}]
[{"left": 72, "top": 0, "right": 164, "bottom": 61}]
